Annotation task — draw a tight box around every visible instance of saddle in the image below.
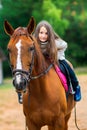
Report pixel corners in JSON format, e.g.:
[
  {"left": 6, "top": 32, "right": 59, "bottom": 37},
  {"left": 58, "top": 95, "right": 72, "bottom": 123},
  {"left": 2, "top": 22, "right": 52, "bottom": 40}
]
[{"left": 54, "top": 64, "right": 68, "bottom": 92}]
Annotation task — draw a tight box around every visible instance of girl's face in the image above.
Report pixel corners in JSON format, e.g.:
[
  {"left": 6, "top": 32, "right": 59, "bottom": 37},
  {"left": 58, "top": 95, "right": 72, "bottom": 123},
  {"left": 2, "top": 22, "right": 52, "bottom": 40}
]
[{"left": 38, "top": 26, "right": 48, "bottom": 42}]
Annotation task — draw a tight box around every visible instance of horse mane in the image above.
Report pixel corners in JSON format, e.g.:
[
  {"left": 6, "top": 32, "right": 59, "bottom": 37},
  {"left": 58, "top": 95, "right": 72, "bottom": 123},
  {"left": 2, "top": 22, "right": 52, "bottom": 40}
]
[{"left": 30, "top": 35, "right": 48, "bottom": 73}]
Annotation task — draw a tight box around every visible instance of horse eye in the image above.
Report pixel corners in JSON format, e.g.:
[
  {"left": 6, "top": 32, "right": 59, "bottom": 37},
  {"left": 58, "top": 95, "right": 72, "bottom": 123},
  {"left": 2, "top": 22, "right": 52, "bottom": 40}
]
[
  {"left": 10, "top": 64, "right": 14, "bottom": 70},
  {"left": 7, "top": 48, "right": 11, "bottom": 53},
  {"left": 29, "top": 46, "right": 34, "bottom": 51}
]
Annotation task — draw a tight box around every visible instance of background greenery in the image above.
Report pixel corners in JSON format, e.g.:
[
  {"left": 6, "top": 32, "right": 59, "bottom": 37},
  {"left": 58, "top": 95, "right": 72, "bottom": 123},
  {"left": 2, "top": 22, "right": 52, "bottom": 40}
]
[{"left": 0, "top": 0, "right": 87, "bottom": 77}]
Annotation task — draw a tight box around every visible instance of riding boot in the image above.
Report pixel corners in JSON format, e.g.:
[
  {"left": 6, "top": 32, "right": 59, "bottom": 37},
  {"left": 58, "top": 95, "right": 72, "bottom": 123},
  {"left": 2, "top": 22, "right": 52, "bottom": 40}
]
[
  {"left": 74, "top": 85, "right": 81, "bottom": 101},
  {"left": 17, "top": 92, "right": 23, "bottom": 104}
]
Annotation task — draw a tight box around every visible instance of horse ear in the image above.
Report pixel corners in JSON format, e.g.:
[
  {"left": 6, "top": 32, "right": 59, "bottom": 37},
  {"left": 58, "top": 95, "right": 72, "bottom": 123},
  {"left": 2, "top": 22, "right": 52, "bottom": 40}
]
[
  {"left": 4, "top": 20, "right": 14, "bottom": 36},
  {"left": 27, "top": 17, "right": 36, "bottom": 34}
]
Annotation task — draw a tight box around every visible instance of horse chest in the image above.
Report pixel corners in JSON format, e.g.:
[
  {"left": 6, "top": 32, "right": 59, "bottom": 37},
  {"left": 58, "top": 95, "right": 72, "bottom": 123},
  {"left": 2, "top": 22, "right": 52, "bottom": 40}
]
[
  {"left": 27, "top": 107, "right": 59, "bottom": 125},
  {"left": 24, "top": 96, "right": 61, "bottom": 126}
]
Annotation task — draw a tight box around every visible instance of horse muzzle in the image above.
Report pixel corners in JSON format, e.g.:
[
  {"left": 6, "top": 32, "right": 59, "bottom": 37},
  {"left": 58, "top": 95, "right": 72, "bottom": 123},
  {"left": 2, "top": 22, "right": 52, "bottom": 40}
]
[{"left": 13, "top": 73, "right": 28, "bottom": 93}]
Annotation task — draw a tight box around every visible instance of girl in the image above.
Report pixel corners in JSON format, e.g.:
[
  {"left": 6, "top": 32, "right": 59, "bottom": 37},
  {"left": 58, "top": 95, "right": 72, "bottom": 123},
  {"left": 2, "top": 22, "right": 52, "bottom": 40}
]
[{"left": 34, "top": 20, "right": 81, "bottom": 101}]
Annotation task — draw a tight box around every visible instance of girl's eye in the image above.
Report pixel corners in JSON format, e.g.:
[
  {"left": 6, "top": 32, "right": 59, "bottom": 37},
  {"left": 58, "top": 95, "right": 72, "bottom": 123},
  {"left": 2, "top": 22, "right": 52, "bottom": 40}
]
[
  {"left": 40, "top": 32, "right": 43, "bottom": 34},
  {"left": 40, "top": 32, "right": 48, "bottom": 35}
]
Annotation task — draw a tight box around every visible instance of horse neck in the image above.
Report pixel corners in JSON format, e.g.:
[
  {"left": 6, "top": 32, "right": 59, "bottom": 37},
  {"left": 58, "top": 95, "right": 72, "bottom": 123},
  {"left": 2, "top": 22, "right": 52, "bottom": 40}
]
[
  {"left": 29, "top": 61, "right": 50, "bottom": 95},
  {"left": 30, "top": 76, "right": 49, "bottom": 100}
]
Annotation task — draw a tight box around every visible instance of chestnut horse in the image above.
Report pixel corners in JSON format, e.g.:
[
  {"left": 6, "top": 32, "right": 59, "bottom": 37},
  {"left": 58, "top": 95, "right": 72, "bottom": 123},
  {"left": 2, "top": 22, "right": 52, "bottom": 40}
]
[{"left": 4, "top": 17, "right": 75, "bottom": 130}]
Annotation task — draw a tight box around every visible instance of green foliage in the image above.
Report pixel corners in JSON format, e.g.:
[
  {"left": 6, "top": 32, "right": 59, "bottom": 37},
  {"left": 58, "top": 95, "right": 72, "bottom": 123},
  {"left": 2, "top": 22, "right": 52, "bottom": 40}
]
[
  {"left": 0, "top": 0, "right": 43, "bottom": 77},
  {"left": 0, "top": 78, "right": 12, "bottom": 89},
  {"left": 63, "top": 1, "right": 87, "bottom": 66},
  {"left": 42, "top": 0, "right": 69, "bottom": 36}
]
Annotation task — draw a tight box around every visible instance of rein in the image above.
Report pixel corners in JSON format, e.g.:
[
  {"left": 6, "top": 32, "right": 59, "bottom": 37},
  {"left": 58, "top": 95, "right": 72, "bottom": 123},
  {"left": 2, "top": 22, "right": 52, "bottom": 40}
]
[{"left": 30, "top": 63, "right": 53, "bottom": 80}]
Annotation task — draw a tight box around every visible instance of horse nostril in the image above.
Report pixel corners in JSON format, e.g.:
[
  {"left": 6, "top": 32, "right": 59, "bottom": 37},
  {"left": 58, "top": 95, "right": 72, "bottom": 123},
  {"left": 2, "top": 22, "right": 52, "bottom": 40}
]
[
  {"left": 12, "top": 76, "right": 27, "bottom": 91},
  {"left": 13, "top": 78, "right": 16, "bottom": 87},
  {"left": 23, "top": 78, "right": 27, "bottom": 86}
]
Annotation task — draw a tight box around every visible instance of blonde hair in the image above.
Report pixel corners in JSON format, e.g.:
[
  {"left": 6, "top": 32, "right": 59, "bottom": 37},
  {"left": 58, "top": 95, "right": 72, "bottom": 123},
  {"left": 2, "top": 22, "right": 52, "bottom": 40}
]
[{"left": 34, "top": 20, "right": 58, "bottom": 63}]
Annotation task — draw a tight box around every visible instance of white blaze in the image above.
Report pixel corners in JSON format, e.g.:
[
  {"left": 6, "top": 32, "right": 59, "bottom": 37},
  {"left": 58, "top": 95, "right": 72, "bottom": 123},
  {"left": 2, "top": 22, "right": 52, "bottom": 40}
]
[
  {"left": 15, "top": 40, "right": 22, "bottom": 84},
  {"left": 16, "top": 39, "right": 22, "bottom": 69}
]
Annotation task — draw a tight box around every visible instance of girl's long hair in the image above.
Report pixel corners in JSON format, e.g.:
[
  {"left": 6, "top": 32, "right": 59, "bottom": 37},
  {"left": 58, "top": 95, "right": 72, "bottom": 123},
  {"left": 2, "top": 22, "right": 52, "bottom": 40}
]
[{"left": 34, "top": 20, "right": 58, "bottom": 63}]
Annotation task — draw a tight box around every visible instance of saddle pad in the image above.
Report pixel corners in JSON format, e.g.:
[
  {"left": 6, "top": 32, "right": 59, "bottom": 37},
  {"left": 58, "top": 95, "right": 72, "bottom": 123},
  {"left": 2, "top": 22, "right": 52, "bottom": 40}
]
[{"left": 54, "top": 65, "right": 68, "bottom": 92}]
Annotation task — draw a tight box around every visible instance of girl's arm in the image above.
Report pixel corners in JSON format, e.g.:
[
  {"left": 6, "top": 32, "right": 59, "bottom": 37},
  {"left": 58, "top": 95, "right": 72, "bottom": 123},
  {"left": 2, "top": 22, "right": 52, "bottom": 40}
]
[{"left": 55, "top": 39, "right": 68, "bottom": 50}]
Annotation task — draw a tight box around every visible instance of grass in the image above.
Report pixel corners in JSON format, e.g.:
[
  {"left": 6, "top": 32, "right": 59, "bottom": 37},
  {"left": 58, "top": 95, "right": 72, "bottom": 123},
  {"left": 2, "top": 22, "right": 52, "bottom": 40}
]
[
  {"left": 75, "top": 66, "right": 87, "bottom": 75},
  {"left": 0, "top": 78, "right": 13, "bottom": 90}
]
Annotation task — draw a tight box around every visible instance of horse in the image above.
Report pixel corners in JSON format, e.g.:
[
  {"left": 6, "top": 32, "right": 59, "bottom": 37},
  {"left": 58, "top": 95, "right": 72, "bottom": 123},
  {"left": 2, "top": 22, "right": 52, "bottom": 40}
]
[{"left": 4, "top": 17, "right": 75, "bottom": 130}]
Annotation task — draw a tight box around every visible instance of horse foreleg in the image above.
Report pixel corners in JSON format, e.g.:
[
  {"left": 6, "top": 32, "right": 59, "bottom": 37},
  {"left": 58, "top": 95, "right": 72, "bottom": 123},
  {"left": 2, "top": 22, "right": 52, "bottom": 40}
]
[
  {"left": 48, "top": 121, "right": 65, "bottom": 130},
  {"left": 26, "top": 120, "right": 41, "bottom": 130},
  {"left": 48, "top": 114, "right": 66, "bottom": 130},
  {"left": 48, "top": 125, "right": 54, "bottom": 130},
  {"left": 27, "top": 125, "right": 41, "bottom": 130},
  {"left": 65, "top": 112, "right": 71, "bottom": 130}
]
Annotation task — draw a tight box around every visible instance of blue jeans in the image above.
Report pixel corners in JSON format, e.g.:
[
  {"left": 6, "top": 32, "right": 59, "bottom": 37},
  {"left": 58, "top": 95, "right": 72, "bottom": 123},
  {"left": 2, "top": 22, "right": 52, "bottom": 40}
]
[{"left": 59, "top": 60, "right": 79, "bottom": 91}]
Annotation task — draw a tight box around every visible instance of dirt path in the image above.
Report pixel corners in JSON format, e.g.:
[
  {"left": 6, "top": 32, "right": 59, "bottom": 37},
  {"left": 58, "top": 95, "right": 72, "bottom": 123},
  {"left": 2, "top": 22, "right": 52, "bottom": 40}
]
[{"left": 0, "top": 75, "right": 87, "bottom": 130}]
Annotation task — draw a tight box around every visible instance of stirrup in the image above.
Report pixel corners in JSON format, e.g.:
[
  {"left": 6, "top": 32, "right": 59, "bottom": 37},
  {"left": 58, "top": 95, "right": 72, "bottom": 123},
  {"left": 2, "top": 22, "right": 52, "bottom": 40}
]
[
  {"left": 70, "top": 89, "right": 75, "bottom": 94},
  {"left": 69, "top": 82, "right": 75, "bottom": 94}
]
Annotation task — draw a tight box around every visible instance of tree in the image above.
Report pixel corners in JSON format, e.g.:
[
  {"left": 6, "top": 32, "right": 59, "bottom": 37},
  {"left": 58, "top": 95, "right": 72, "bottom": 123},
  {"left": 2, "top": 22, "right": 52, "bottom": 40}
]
[
  {"left": 0, "top": 0, "right": 43, "bottom": 77},
  {"left": 63, "top": 0, "right": 87, "bottom": 66},
  {"left": 42, "top": 0, "right": 69, "bottom": 36}
]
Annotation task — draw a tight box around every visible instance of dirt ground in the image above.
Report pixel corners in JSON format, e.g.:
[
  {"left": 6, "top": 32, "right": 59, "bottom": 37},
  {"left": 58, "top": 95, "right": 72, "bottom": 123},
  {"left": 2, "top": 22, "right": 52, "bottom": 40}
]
[{"left": 0, "top": 75, "right": 87, "bottom": 130}]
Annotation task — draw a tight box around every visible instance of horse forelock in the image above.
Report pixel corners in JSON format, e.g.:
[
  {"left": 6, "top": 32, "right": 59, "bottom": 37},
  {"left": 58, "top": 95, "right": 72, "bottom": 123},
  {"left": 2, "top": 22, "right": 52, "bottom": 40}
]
[{"left": 12, "top": 27, "right": 29, "bottom": 38}]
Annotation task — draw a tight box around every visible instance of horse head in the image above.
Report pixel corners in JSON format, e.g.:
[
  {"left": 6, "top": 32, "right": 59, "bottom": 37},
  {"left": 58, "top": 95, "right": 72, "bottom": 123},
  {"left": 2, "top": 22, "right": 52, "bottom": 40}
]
[{"left": 4, "top": 17, "right": 46, "bottom": 93}]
